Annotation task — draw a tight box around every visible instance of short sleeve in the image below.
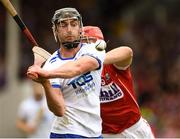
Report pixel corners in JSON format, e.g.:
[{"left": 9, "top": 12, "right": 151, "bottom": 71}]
[
  {"left": 42, "top": 52, "right": 62, "bottom": 89},
  {"left": 80, "top": 42, "right": 106, "bottom": 70},
  {"left": 49, "top": 78, "right": 62, "bottom": 89}
]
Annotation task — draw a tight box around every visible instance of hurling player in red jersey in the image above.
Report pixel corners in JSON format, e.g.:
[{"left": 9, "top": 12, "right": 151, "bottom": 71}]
[{"left": 83, "top": 26, "right": 155, "bottom": 138}]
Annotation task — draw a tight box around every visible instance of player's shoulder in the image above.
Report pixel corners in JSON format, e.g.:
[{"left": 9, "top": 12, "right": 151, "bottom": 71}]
[
  {"left": 46, "top": 50, "right": 59, "bottom": 63},
  {"left": 48, "top": 50, "right": 59, "bottom": 62},
  {"left": 80, "top": 42, "right": 105, "bottom": 54},
  {"left": 80, "top": 43, "right": 91, "bottom": 49},
  {"left": 77, "top": 43, "right": 90, "bottom": 55},
  {"left": 43, "top": 50, "right": 59, "bottom": 67}
]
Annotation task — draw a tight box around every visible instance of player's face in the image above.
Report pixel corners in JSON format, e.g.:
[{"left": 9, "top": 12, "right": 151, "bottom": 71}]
[{"left": 56, "top": 18, "right": 81, "bottom": 43}]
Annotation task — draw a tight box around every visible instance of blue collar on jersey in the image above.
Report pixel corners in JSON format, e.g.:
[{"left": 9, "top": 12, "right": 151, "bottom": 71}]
[{"left": 58, "top": 43, "right": 83, "bottom": 60}]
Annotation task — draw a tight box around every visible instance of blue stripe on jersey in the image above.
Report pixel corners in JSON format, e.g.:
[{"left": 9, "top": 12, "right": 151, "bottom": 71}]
[
  {"left": 95, "top": 57, "right": 102, "bottom": 70},
  {"left": 50, "top": 132, "right": 103, "bottom": 138},
  {"left": 82, "top": 54, "right": 102, "bottom": 70},
  {"left": 49, "top": 53, "right": 59, "bottom": 63},
  {"left": 52, "top": 84, "right": 61, "bottom": 88}
]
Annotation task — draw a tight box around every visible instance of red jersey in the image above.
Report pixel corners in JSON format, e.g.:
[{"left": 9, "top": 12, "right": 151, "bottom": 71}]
[{"left": 100, "top": 64, "right": 141, "bottom": 134}]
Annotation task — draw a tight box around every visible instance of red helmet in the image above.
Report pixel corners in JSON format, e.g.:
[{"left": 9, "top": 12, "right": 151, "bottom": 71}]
[{"left": 83, "top": 26, "right": 104, "bottom": 40}]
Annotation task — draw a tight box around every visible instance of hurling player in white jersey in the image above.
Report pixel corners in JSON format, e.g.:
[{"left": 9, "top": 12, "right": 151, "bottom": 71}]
[{"left": 27, "top": 8, "right": 105, "bottom": 138}]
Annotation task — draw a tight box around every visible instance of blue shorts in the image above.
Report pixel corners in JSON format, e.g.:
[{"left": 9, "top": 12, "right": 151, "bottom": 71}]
[{"left": 50, "top": 132, "right": 103, "bottom": 138}]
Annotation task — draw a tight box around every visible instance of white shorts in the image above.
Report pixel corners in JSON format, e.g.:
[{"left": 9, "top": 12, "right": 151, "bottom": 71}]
[{"left": 103, "top": 117, "right": 155, "bottom": 138}]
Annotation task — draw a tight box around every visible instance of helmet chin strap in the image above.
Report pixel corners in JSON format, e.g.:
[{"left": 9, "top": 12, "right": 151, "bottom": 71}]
[{"left": 62, "top": 40, "right": 80, "bottom": 49}]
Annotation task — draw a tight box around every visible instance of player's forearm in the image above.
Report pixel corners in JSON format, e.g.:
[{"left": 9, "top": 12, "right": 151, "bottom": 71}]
[
  {"left": 104, "top": 46, "right": 133, "bottom": 66},
  {"left": 41, "top": 80, "right": 65, "bottom": 117},
  {"left": 48, "top": 61, "right": 81, "bottom": 78},
  {"left": 48, "top": 57, "right": 98, "bottom": 78}
]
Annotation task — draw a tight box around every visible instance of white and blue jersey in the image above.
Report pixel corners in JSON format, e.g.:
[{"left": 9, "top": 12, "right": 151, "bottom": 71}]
[{"left": 43, "top": 43, "right": 105, "bottom": 137}]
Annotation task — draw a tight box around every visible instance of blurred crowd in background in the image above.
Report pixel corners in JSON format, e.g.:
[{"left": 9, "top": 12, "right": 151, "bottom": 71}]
[{"left": 0, "top": 0, "right": 180, "bottom": 137}]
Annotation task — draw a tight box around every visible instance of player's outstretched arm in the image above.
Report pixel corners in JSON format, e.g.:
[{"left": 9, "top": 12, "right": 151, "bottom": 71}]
[
  {"left": 104, "top": 46, "right": 133, "bottom": 69},
  {"left": 48, "top": 56, "right": 100, "bottom": 78},
  {"left": 27, "top": 55, "right": 100, "bottom": 79}
]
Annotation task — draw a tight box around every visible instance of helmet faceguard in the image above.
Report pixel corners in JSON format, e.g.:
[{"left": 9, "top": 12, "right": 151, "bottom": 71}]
[{"left": 52, "top": 8, "right": 83, "bottom": 49}]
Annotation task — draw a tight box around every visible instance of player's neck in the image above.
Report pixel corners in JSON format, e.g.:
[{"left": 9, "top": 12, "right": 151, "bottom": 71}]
[{"left": 59, "top": 45, "right": 80, "bottom": 58}]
